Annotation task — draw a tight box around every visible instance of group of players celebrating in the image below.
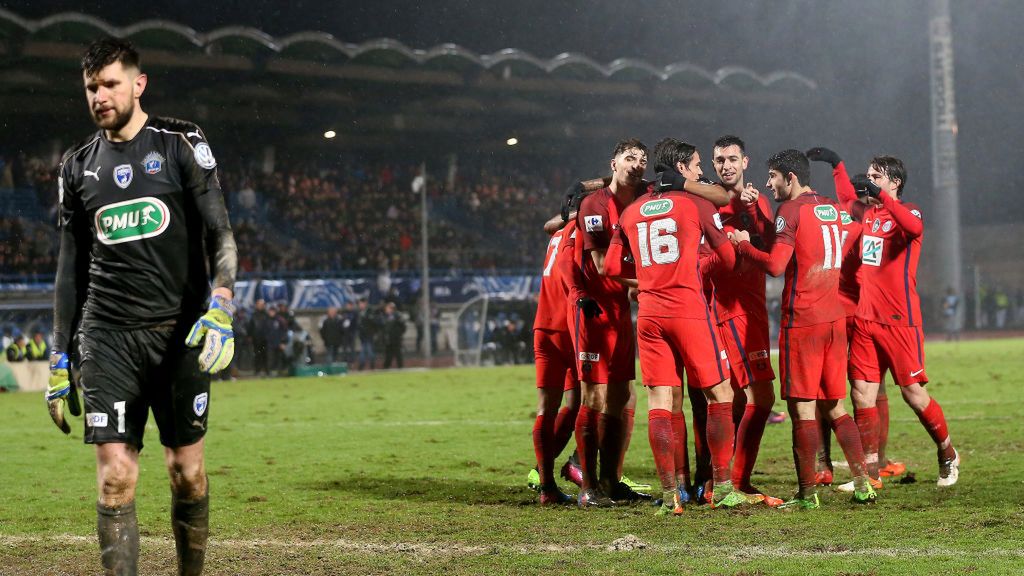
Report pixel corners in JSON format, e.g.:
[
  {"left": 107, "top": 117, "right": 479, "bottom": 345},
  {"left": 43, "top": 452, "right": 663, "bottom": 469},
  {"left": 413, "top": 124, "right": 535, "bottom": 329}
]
[{"left": 529, "top": 135, "right": 960, "bottom": 513}]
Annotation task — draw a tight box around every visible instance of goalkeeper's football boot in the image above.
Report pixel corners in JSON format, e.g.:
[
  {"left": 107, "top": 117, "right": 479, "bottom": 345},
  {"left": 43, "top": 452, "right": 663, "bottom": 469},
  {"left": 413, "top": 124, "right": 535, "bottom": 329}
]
[
  {"left": 655, "top": 490, "right": 684, "bottom": 516},
  {"left": 937, "top": 449, "right": 960, "bottom": 487},
  {"left": 778, "top": 492, "right": 821, "bottom": 510},
  {"left": 527, "top": 468, "right": 541, "bottom": 492},
  {"left": 577, "top": 488, "right": 615, "bottom": 508},
  {"left": 879, "top": 460, "right": 907, "bottom": 478}
]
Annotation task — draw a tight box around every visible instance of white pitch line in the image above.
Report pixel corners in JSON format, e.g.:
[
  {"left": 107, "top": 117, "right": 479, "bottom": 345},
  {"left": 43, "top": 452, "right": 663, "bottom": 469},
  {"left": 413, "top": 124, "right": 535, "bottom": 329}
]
[{"left": 1, "top": 535, "right": 1021, "bottom": 559}]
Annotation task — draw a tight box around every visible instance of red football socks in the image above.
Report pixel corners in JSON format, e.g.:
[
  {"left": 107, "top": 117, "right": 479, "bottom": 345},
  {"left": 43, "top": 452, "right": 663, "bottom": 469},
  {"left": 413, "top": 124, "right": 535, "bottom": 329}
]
[
  {"left": 877, "top": 394, "right": 890, "bottom": 462},
  {"left": 671, "top": 410, "right": 690, "bottom": 487},
  {"left": 793, "top": 418, "right": 820, "bottom": 495},
  {"left": 732, "top": 404, "right": 770, "bottom": 489},
  {"left": 552, "top": 405, "right": 579, "bottom": 460},
  {"left": 706, "top": 402, "right": 736, "bottom": 485},
  {"left": 917, "top": 399, "right": 955, "bottom": 460},
  {"left": 853, "top": 406, "right": 881, "bottom": 478},
  {"left": 648, "top": 409, "right": 676, "bottom": 491},
  {"left": 574, "top": 406, "right": 599, "bottom": 489},
  {"left": 532, "top": 413, "right": 557, "bottom": 485},
  {"left": 832, "top": 414, "right": 869, "bottom": 479},
  {"left": 617, "top": 407, "right": 635, "bottom": 479}
]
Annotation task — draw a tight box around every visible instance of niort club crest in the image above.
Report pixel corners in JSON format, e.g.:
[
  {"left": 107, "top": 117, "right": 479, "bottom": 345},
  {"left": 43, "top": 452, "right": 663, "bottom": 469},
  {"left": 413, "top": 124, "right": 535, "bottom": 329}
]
[
  {"left": 193, "top": 393, "right": 208, "bottom": 417},
  {"left": 113, "top": 164, "right": 133, "bottom": 189}
]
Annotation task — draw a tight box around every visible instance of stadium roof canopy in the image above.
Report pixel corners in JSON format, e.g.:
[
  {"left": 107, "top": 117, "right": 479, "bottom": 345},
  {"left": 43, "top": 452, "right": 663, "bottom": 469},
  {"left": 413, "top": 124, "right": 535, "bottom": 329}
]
[{"left": 0, "top": 9, "right": 819, "bottom": 155}]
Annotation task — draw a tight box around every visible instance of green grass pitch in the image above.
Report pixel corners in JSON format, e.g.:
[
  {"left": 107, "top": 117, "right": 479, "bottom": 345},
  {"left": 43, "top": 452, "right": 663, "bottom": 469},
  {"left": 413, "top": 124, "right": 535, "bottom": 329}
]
[{"left": 1, "top": 338, "right": 1022, "bottom": 575}]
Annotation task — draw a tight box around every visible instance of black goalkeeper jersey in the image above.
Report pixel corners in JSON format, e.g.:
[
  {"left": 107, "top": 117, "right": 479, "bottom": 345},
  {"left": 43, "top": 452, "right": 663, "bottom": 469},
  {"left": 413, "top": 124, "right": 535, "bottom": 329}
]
[{"left": 54, "top": 116, "right": 236, "bottom": 350}]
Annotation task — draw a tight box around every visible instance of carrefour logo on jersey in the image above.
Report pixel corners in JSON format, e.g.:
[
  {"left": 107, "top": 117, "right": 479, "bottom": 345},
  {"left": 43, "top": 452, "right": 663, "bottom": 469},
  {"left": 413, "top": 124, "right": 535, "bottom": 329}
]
[
  {"left": 94, "top": 197, "right": 171, "bottom": 245},
  {"left": 639, "top": 198, "right": 673, "bottom": 217},
  {"left": 813, "top": 205, "right": 838, "bottom": 222}
]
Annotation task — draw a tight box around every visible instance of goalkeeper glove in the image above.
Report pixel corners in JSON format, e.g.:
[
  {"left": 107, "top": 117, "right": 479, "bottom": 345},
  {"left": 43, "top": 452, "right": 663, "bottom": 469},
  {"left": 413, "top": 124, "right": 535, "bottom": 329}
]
[
  {"left": 805, "top": 147, "right": 842, "bottom": 169},
  {"left": 577, "top": 297, "right": 603, "bottom": 319},
  {"left": 185, "top": 295, "right": 236, "bottom": 374},
  {"left": 46, "top": 352, "right": 80, "bottom": 435},
  {"left": 561, "top": 182, "right": 586, "bottom": 224}
]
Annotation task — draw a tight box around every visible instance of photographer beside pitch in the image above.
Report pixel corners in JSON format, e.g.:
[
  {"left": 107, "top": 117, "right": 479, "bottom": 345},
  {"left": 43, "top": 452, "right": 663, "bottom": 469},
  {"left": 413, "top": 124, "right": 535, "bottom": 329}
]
[{"left": 47, "top": 37, "right": 237, "bottom": 576}]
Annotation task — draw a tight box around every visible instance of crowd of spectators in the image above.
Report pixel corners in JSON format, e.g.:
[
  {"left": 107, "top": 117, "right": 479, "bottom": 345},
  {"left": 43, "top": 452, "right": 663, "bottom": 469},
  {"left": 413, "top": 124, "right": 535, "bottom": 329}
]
[{"left": 1, "top": 151, "right": 568, "bottom": 278}]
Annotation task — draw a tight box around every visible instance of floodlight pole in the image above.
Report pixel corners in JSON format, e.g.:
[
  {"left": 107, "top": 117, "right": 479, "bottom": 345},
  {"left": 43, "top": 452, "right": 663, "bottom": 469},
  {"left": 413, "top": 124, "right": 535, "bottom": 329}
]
[
  {"left": 928, "top": 0, "right": 963, "bottom": 312},
  {"left": 418, "top": 162, "right": 432, "bottom": 363}
]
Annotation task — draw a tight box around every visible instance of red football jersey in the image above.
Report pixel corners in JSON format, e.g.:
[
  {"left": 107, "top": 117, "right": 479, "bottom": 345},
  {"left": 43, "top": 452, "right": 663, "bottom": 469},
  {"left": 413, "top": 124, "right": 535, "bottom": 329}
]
[
  {"left": 576, "top": 187, "right": 632, "bottom": 307},
  {"left": 832, "top": 163, "right": 864, "bottom": 317},
  {"left": 614, "top": 191, "right": 733, "bottom": 319},
  {"left": 851, "top": 196, "right": 924, "bottom": 327},
  {"left": 771, "top": 193, "right": 848, "bottom": 328},
  {"left": 710, "top": 194, "right": 775, "bottom": 323},
  {"left": 534, "top": 223, "right": 572, "bottom": 331}
]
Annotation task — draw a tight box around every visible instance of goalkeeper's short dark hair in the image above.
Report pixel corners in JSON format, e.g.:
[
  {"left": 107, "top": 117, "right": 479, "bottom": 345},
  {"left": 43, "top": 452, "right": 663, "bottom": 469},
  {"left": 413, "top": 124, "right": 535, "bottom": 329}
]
[{"left": 82, "top": 37, "right": 141, "bottom": 76}]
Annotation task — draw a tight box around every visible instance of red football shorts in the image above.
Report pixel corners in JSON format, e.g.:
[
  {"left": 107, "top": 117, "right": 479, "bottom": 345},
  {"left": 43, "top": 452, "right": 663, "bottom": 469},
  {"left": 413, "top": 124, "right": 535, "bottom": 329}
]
[
  {"left": 848, "top": 318, "right": 927, "bottom": 386},
  {"left": 637, "top": 316, "right": 728, "bottom": 389},
  {"left": 575, "top": 301, "right": 635, "bottom": 385},
  {"left": 534, "top": 328, "right": 578, "bottom": 391},
  {"left": 719, "top": 314, "right": 775, "bottom": 388},
  {"left": 779, "top": 319, "right": 847, "bottom": 400}
]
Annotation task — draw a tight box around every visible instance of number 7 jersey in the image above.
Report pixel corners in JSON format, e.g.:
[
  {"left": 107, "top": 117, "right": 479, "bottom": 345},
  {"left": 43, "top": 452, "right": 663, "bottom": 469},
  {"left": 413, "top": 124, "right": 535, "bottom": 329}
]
[{"left": 772, "top": 193, "right": 850, "bottom": 328}]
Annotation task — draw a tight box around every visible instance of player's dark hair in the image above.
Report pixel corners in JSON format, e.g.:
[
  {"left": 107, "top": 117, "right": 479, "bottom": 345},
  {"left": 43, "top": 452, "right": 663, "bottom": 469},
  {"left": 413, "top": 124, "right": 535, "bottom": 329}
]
[
  {"left": 652, "top": 137, "right": 681, "bottom": 172},
  {"left": 767, "top": 149, "right": 810, "bottom": 186},
  {"left": 612, "top": 138, "right": 648, "bottom": 160},
  {"left": 870, "top": 155, "right": 907, "bottom": 197},
  {"left": 82, "top": 37, "right": 141, "bottom": 76},
  {"left": 713, "top": 135, "right": 746, "bottom": 154}
]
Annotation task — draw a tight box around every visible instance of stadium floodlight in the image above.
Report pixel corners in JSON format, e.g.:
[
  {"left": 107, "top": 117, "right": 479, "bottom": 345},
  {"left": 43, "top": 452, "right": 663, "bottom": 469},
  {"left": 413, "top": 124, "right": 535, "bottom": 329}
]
[
  {"left": 323, "top": 130, "right": 336, "bottom": 139},
  {"left": 506, "top": 137, "right": 518, "bottom": 146}
]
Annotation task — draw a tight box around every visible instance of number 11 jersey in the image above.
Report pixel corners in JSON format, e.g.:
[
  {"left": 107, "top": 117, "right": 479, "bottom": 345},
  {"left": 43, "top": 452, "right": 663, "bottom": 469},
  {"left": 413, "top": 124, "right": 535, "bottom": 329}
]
[{"left": 772, "top": 192, "right": 850, "bottom": 328}]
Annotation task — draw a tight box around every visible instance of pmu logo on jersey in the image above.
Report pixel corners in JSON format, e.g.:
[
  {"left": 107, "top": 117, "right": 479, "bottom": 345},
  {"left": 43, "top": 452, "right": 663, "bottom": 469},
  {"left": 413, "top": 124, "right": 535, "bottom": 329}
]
[
  {"left": 840, "top": 211, "right": 853, "bottom": 225},
  {"left": 113, "top": 164, "right": 133, "bottom": 189},
  {"left": 142, "top": 151, "right": 165, "bottom": 175},
  {"left": 193, "top": 392, "right": 208, "bottom": 417},
  {"left": 862, "top": 235, "right": 884, "bottom": 267},
  {"left": 813, "top": 205, "right": 838, "bottom": 222},
  {"left": 95, "top": 197, "right": 171, "bottom": 245},
  {"left": 639, "top": 198, "right": 673, "bottom": 217}
]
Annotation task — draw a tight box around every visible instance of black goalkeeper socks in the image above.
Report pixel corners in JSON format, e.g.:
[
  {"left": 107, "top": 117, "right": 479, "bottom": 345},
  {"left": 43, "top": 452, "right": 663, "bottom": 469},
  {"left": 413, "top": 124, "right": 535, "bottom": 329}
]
[
  {"left": 171, "top": 489, "right": 209, "bottom": 576},
  {"left": 97, "top": 501, "right": 139, "bottom": 576}
]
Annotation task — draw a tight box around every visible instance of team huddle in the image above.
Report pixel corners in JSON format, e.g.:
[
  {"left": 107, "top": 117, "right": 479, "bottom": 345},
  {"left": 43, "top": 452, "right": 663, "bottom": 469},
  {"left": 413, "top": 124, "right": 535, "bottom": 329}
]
[{"left": 529, "top": 136, "right": 960, "bottom": 513}]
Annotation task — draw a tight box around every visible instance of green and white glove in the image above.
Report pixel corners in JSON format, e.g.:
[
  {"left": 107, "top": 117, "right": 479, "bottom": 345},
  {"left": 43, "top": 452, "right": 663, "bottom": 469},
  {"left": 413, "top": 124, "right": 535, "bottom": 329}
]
[
  {"left": 185, "top": 295, "right": 235, "bottom": 374},
  {"left": 46, "top": 352, "right": 81, "bottom": 434}
]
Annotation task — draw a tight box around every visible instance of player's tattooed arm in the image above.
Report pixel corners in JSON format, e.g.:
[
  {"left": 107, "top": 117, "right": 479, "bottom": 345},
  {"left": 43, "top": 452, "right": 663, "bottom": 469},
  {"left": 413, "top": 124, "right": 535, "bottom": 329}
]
[
  {"left": 544, "top": 178, "right": 607, "bottom": 234},
  {"left": 195, "top": 191, "right": 238, "bottom": 292},
  {"left": 683, "top": 179, "right": 729, "bottom": 207}
]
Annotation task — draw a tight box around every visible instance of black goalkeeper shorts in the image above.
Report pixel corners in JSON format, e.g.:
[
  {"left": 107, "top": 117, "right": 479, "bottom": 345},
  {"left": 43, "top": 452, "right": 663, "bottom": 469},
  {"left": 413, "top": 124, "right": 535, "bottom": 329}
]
[{"left": 78, "top": 324, "right": 210, "bottom": 451}]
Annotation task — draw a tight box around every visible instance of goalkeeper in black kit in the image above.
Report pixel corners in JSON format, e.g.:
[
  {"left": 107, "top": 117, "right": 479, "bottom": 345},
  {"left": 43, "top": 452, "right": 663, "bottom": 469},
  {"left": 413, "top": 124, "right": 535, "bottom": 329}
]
[{"left": 47, "top": 37, "right": 237, "bottom": 576}]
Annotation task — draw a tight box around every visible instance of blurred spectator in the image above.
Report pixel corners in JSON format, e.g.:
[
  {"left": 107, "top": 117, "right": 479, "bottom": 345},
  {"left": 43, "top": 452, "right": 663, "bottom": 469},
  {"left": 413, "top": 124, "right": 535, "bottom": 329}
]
[
  {"left": 319, "top": 306, "right": 345, "bottom": 363},
  {"left": 381, "top": 301, "right": 406, "bottom": 369},
  {"left": 994, "top": 287, "right": 1009, "bottom": 329},
  {"left": 5, "top": 334, "right": 26, "bottom": 362},
  {"left": 942, "top": 287, "right": 960, "bottom": 341},
  {"left": 25, "top": 330, "right": 48, "bottom": 361},
  {"left": 340, "top": 302, "right": 358, "bottom": 364},
  {"left": 248, "top": 299, "right": 272, "bottom": 377},
  {"left": 357, "top": 299, "right": 379, "bottom": 370},
  {"left": 267, "top": 307, "right": 289, "bottom": 375}
]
